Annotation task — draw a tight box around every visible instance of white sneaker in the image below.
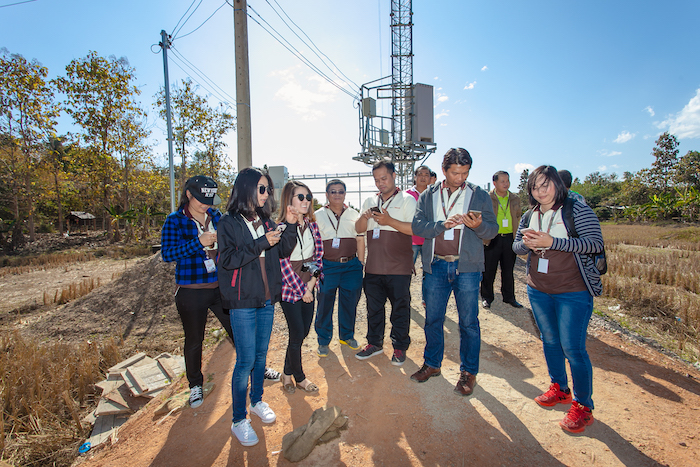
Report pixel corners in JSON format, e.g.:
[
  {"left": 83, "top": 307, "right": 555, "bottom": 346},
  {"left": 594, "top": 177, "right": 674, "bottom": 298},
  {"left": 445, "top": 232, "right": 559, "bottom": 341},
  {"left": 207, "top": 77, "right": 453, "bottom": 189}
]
[
  {"left": 188, "top": 385, "right": 203, "bottom": 409},
  {"left": 249, "top": 401, "right": 276, "bottom": 423},
  {"left": 231, "top": 419, "right": 259, "bottom": 446},
  {"left": 264, "top": 367, "right": 281, "bottom": 381}
]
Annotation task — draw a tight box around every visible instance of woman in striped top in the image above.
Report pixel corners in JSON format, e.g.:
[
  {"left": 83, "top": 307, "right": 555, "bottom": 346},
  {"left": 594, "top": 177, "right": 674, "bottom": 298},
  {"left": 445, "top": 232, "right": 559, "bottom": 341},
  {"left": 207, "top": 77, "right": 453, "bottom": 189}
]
[{"left": 513, "top": 165, "right": 604, "bottom": 434}]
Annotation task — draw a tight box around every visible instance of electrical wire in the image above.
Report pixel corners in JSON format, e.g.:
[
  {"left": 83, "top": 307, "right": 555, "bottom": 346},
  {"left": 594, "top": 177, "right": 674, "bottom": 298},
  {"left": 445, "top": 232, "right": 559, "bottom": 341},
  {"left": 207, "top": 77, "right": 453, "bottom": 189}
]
[
  {"left": 266, "top": 0, "right": 360, "bottom": 90},
  {"left": 172, "top": 0, "right": 203, "bottom": 40},
  {"left": 0, "top": 0, "right": 37, "bottom": 8},
  {"left": 177, "top": 0, "right": 228, "bottom": 40},
  {"left": 168, "top": 51, "right": 234, "bottom": 106},
  {"left": 245, "top": 5, "right": 360, "bottom": 101},
  {"left": 170, "top": 47, "right": 236, "bottom": 104},
  {"left": 171, "top": 0, "right": 198, "bottom": 36}
]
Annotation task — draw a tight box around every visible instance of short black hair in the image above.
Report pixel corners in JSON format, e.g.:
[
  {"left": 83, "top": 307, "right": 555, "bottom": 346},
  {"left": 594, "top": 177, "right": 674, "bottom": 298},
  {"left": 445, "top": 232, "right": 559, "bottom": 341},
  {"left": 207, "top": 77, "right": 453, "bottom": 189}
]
[
  {"left": 527, "top": 165, "right": 568, "bottom": 207},
  {"left": 226, "top": 167, "right": 275, "bottom": 219},
  {"left": 429, "top": 170, "right": 437, "bottom": 178},
  {"left": 372, "top": 160, "right": 395, "bottom": 174},
  {"left": 442, "top": 148, "right": 472, "bottom": 171},
  {"left": 414, "top": 165, "right": 430, "bottom": 176},
  {"left": 558, "top": 169, "right": 573, "bottom": 189},
  {"left": 492, "top": 171, "right": 509, "bottom": 183},
  {"left": 326, "top": 179, "right": 346, "bottom": 192}
]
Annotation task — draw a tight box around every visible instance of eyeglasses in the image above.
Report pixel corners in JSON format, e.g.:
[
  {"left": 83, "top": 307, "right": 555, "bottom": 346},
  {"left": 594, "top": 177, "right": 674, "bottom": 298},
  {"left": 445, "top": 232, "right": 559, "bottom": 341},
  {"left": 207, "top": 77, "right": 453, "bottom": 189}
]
[
  {"left": 533, "top": 182, "right": 550, "bottom": 192},
  {"left": 258, "top": 184, "right": 272, "bottom": 195},
  {"left": 328, "top": 190, "right": 345, "bottom": 195},
  {"left": 296, "top": 193, "right": 313, "bottom": 202}
]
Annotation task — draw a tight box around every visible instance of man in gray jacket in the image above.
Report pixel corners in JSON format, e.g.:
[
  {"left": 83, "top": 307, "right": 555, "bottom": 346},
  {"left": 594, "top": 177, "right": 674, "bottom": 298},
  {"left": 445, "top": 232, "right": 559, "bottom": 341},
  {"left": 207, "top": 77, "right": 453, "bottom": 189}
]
[{"left": 410, "top": 148, "right": 498, "bottom": 396}]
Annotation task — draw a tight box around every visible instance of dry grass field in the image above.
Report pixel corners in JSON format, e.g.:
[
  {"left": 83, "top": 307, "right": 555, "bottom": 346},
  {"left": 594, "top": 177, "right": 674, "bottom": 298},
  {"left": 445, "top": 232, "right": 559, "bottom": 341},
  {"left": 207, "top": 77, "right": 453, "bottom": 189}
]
[{"left": 599, "top": 223, "right": 700, "bottom": 365}]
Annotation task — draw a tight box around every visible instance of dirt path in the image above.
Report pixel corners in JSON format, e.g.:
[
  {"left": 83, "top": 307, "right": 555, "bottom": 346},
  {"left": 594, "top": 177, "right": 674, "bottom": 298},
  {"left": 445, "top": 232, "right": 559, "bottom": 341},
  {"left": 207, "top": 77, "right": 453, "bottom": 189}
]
[{"left": 74, "top": 258, "right": 700, "bottom": 467}]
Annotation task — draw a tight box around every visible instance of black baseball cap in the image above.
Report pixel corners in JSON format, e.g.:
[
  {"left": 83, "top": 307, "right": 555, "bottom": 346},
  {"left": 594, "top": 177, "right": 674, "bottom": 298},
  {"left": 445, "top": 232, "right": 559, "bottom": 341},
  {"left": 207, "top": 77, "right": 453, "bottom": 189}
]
[{"left": 185, "top": 176, "right": 221, "bottom": 205}]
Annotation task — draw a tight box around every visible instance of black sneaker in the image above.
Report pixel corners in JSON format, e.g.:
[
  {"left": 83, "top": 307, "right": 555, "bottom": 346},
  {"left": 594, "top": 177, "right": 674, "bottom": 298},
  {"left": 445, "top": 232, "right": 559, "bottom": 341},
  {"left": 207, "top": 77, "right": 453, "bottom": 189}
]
[
  {"left": 355, "top": 344, "right": 383, "bottom": 360},
  {"left": 264, "top": 368, "right": 281, "bottom": 381},
  {"left": 391, "top": 349, "right": 406, "bottom": 366},
  {"left": 189, "top": 385, "right": 203, "bottom": 408}
]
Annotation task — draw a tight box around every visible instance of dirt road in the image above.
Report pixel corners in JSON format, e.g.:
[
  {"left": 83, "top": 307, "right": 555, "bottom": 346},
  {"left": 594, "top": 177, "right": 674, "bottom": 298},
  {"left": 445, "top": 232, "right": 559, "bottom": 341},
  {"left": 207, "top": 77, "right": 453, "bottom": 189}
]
[{"left": 74, "top": 259, "right": 700, "bottom": 467}]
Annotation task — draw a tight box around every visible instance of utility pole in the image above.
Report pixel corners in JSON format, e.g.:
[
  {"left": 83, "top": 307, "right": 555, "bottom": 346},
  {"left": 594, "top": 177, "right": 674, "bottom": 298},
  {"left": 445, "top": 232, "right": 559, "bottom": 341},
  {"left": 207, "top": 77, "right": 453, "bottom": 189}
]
[
  {"left": 160, "top": 30, "right": 176, "bottom": 213},
  {"left": 233, "top": 0, "right": 253, "bottom": 170}
]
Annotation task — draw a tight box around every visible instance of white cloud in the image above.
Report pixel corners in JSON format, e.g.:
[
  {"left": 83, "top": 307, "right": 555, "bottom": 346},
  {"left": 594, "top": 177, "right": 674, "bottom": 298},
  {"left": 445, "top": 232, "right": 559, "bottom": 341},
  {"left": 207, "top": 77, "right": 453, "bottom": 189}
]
[
  {"left": 598, "top": 150, "right": 622, "bottom": 158},
  {"left": 435, "top": 110, "right": 449, "bottom": 119},
  {"left": 515, "top": 163, "right": 535, "bottom": 173},
  {"left": 464, "top": 81, "right": 476, "bottom": 90},
  {"left": 481, "top": 66, "right": 488, "bottom": 71},
  {"left": 598, "top": 165, "right": 607, "bottom": 172},
  {"left": 614, "top": 131, "right": 635, "bottom": 143},
  {"left": 271, "top": 67, "right": 340, "bottom": 121},
  {"left": 434, "top": 76, "right": 439, "bottom": 80},
  {"left": 436, "top": 95, "right": 449, "bottom": 103},
  {"left": 658, "top": 88, "right": 700, "bottom": 138},
  {"left": 644, "top": 106, "right": 655, "bottom": 117}
]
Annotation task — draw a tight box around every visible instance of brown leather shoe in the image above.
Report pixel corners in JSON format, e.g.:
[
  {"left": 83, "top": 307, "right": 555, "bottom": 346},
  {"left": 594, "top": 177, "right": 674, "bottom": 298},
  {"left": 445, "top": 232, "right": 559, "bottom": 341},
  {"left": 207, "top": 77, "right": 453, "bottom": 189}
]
[
  {"left": 454, "top": 370, "right": 477, "bottom": 396},
  {"left": 410, "top": 364, "right": 441, "bottom": 383}
]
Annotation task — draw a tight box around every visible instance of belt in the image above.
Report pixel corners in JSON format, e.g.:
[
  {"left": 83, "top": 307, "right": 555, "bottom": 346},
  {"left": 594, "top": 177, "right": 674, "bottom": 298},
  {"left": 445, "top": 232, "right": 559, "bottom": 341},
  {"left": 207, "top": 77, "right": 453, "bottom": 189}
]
[
  {"left": 327, "top": 255, "right": 356, "bottom": 263},
  {"left": 495, "top": 233, "right": 514, "bottom": 237},
  {"left": 435, "top": 254, "right": 459, "bottom": 262}
]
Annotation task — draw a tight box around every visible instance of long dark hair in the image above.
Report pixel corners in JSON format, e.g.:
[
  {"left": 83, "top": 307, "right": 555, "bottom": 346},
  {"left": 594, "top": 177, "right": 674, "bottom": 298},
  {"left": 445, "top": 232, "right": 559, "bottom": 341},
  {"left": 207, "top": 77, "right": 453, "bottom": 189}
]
[
  {"left": 226, "top": 167, "right": 276, "bottom": 219},
  {"left": 526, "top": 165, "right": 568, "bottom": 207},
  {"left": 276, "top": 180, "right": 316, "bottom": 223}
]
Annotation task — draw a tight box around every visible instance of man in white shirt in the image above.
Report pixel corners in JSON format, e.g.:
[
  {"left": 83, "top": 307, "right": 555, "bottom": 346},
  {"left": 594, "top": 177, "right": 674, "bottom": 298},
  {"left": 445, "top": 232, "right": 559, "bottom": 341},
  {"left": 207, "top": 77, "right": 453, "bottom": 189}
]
[
  {"left": 314, "top": 179, "right": 365, "bottom": 357},
  {"left": 355, "top": 161, "right": 416, "bottom": 366}
]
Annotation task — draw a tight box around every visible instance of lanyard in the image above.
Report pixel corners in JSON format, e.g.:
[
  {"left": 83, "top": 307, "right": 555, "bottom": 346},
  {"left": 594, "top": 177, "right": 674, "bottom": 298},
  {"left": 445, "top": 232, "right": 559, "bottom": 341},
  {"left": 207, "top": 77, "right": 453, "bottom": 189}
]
[
  {"left": 497, "top": 195, "right": 510, "bottom": 215},
  {"left": 440, "top": 183, "right": 465, "bottom": 219},
  {"left": 377, "top": 188, "right": 399, "bottom": 211},
  {"left": 325, "top": 205, "right": 346, "bottom": 236},
  {"left": 537, "top": 207, "right": 559, "bottom": 235}
]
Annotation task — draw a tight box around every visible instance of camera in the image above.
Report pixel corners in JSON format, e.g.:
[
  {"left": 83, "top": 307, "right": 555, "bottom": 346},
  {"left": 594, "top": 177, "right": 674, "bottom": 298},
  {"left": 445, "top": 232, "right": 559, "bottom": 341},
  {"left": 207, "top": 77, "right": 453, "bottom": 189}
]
[{"left": 301, "top": 262, "right": 321, "bottom": 278}]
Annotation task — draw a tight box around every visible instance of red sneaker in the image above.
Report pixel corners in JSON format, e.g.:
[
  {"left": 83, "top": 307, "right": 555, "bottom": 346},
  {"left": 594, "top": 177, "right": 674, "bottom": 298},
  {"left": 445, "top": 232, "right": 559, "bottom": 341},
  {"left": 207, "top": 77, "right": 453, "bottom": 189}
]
[
  {"left": 535, "top": 382, "right": 572, "bottom": 407},
  {"left": 559, "top": 401, "right": 594, "bottom": 433}
]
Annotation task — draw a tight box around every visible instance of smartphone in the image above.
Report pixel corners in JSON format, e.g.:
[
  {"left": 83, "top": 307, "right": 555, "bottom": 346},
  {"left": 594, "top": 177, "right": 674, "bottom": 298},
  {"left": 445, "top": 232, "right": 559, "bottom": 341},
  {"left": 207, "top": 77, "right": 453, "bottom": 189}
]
[
  {"left": 275, "top": 223, "right": 287, "bottom": 233},
  {"left": 520, "top": 227, "right": 535, "bottom": 236},
  {"left": 467, "top": 210, "right": 481, "bottom": 216},
  {"left": 370, "top": 207, "right": 381, "bottom": 213}
]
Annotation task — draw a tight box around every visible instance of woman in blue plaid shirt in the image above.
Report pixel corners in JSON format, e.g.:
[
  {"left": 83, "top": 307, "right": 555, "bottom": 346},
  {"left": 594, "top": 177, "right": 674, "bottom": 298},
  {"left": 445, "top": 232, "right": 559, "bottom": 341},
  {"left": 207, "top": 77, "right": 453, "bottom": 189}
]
[{"left": 160, "top": 176, "right": 230, "bottom": 410}]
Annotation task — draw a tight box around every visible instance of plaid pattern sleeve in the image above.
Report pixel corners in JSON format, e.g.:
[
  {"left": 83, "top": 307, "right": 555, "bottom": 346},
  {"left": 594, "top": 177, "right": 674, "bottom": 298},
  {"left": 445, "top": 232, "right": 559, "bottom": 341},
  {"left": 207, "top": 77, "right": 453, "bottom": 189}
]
[
  {"left": 280, "top": 220, "right": 324, "bottom": 302},
  {"left": 160, "top": 208, "right": 220, "bottom": 285}
]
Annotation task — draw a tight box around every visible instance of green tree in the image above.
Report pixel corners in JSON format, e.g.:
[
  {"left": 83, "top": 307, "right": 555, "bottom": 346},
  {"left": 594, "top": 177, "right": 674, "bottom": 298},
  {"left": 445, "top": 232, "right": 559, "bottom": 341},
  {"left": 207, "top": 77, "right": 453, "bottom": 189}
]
[
  {"left": 156, "top": 79, "right": 209, "bottom": 186},
  {"left": 648, "top": 132, "right": 680, "bottom": 193},
  {"left": 196, "top": 103, "right": 235, "bottom": 179},
  {"left": 676, "top": 150, "right": 700, "bottom": 189},
  {"left": 54, "top": 51, "right": 145, "bottom": 237},
  {"left": 0, "top": 49, "right": 58, "bottom": 246},
  {"left": 517, "top": 169, "right": 529, "bottom": 212}
]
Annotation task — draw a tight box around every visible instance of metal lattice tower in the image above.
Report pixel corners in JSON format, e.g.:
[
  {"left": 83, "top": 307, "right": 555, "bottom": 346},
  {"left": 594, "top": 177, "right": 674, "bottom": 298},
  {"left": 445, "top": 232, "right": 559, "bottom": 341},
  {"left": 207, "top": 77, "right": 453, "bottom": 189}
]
[{"left": 354, "top": 0, "right": 435, "bottom": 189}]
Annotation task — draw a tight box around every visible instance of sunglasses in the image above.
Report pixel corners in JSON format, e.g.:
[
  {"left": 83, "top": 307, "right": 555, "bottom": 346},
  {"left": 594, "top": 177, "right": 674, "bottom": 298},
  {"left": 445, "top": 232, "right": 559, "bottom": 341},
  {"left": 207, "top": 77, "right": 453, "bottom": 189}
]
[
  {"left": 296, "top": 194, "right": 313, "bottom": 202},
  {"left": 328, "top": 190, "right": 345, "bottom": 195},
  {"left": 258, "top": 184, "right": 272, "bottom": 195}
]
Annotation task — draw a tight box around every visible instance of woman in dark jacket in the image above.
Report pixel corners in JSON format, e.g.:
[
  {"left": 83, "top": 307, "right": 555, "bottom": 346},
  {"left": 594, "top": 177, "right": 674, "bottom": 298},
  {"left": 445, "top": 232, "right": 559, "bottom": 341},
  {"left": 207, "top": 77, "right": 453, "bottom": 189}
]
[
  {"left": 218, "top": 167, "right": 298, "bottom": 447},
  {"left": 513, "top": 165, "right": 604, "bottom": 434}
]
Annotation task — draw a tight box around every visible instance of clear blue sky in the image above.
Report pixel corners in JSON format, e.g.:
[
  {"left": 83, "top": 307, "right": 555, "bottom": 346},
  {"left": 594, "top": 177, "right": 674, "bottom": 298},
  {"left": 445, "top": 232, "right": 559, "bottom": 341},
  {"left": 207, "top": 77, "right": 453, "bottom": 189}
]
[{"left": 2, "top": 0, "right": 699, "bottom": 193}]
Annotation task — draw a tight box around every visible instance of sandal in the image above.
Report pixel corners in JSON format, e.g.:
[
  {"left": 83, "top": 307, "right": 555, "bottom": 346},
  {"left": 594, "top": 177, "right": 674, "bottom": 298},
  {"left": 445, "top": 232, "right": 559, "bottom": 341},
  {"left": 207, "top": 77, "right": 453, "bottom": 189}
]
[
  {"left": 282, "top": 374, "right": 295, "bottom": 394},
  {"left": 296, "top": 380, "right": 319, "bottom": 393}
]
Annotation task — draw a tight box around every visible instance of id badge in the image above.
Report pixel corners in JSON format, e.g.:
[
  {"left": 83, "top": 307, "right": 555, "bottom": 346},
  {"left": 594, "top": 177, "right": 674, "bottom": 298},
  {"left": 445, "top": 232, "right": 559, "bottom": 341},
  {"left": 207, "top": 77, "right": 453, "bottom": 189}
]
[
  {"left": 372, "top": 227, "right": 380, "bottom": 239},
  {"left": 204, "top": 258, "right": 217, "bottom": 273},
  {"left": 537, "top": 257, "right": 549, "bottom": 274},
  {"left": 502, "top": 219, "right": 509, "bottom": 228},
  {"left": 444, "top": 228, "right": 454, "bottom": 241},
  {"left": 332, "top": 237, "right": 341, "bottom": 249}
]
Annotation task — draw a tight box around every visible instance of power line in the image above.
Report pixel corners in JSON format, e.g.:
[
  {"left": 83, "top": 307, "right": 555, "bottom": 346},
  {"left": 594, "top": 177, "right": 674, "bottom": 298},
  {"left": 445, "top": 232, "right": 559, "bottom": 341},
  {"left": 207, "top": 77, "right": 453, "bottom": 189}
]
[
  {"left": 0, "top": 0, "right": 37, "bottom": 9},
  {"left": 265, "top": 0, "right": 360, "bottom": 90},
  {"left": 177, "top": 1, "right": 228, "bottom": 40},
  {"left": 168, "top": 54, "right": 234, "bottom": 107},
  {"left": 169, "top": 47, "right": 236, "bottom": 104},
  {"left": 245, "top": 5, "right": 360, "bottom": 101},
  {"left": 171, "top": 0, "right": 198, "bottom": 36},
  {"left": 172, "top": 0, "right": 203, "bottom": 39}
]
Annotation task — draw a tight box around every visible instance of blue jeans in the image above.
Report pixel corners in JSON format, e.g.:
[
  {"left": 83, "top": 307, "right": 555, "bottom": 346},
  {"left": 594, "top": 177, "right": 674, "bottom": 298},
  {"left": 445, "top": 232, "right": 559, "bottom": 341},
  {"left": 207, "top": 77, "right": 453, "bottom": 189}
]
[
  {"left": 315, "top": 257, "right": 363, "bottom": 345},
  {"left": 527, "top": 286, "right": 594, "bottom": 409},
  {"left": 229, "top": 300, "right": 274, "bottom": 423},
  {"left": 412, "top": 244, "right": 423, "bottom": 265},
  {"left": 423, "top": 259, "right": 481, "bottom": 374}
]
